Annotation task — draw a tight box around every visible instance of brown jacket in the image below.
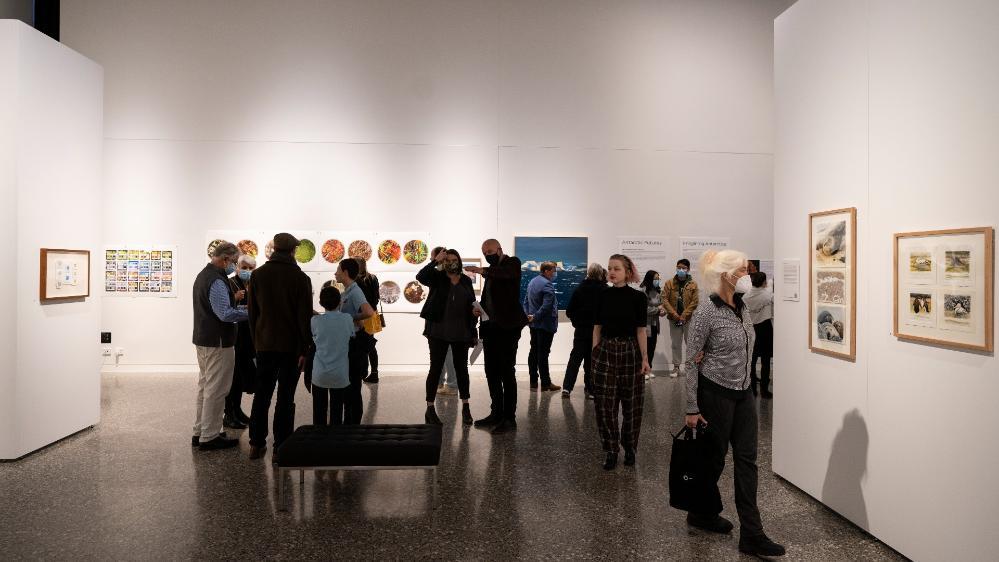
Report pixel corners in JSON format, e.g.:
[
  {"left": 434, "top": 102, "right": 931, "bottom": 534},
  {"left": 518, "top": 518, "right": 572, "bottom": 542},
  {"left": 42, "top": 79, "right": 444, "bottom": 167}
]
[
  {"left": 247, "top": 251, "right": 313, "bottom": 355},
  {"left": 662, "top": 277, "right": 699, "bottom": 322}
]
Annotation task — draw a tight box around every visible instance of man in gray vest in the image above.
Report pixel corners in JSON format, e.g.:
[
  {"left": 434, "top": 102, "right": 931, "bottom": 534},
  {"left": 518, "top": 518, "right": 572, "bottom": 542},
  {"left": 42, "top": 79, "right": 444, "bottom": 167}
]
[{"left": 191, "top": 242, "right": 248, "bottom": 450}]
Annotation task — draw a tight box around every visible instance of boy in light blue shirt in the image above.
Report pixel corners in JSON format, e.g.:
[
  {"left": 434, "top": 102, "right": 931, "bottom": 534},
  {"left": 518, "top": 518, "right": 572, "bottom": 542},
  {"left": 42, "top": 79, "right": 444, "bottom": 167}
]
[{"left": 308, "top": 286, "right": 355, "bottom": 425}]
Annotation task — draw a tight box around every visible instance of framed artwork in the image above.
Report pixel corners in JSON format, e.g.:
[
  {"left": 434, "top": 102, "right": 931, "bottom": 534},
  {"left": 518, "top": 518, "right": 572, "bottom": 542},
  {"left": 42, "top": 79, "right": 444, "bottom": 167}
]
[
  {"left": 893, "top": 227, "right": 994, "bottom": 352},
  {"left": 104, "top": 245, "right": 178, "bottom": 298},
  {"left": 462, "top": 258, "right": 484, "bottom": 294},
  {"left": 40, "top": 249, "right": 90, "bottom": 302},
  {"left": 513, "top": 236, "right": 589, "bottom": 310},
  {"left": 809, "top": 208, "right": 857, "bottom": 361}
]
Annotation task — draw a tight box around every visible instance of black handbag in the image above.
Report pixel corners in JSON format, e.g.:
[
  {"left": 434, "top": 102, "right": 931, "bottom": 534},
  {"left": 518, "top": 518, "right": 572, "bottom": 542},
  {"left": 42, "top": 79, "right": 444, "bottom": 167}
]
[{"left": 668, "top": 424, "right": 723, "bottom": 514}]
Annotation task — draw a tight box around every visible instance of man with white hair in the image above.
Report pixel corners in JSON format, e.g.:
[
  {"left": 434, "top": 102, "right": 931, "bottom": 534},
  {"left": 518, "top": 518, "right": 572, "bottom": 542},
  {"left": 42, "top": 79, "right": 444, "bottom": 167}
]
[{"left": 190, "top": 242, "right": 247, "bottom": 450}]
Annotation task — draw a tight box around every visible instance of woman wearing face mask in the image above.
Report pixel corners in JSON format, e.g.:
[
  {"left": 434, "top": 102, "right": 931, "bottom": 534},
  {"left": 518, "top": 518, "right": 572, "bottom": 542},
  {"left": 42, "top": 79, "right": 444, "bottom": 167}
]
[
  {"left": 661, "top": 259, "right": 699, "bottom": 378},
  {"left": 638, "top": 271, "right": 663, "bottom": 381},
  {"left": 223, "top": 254, "right": 257, "bottom": 429},
  {"left": 416, "top": 248, "right": 479, "bottom": 425},
  {"left": 681, "top": 250, "right": 784, "bottom": 558},
  {"left": 592, "top": 254, "right": 650, "bottom": 470}
]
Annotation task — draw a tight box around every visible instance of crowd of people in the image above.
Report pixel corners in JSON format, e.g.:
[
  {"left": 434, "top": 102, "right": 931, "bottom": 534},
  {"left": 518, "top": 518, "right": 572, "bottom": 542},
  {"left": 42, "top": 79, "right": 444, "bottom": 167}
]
[{"left": 188, "top": 234, "right": 782, "bottom": 557}]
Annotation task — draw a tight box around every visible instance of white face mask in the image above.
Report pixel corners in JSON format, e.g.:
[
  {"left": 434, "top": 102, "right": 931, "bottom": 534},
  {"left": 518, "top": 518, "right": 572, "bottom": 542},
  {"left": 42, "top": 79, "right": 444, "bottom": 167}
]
[{"left": 734, "top": 274, "right": 753, "bottom": 295}]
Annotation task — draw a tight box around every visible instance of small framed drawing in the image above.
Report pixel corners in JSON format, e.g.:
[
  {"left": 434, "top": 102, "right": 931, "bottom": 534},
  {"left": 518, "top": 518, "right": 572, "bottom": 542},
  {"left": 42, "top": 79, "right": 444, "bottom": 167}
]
[
  {"left": 809, "top": 207, "right": 857, "bottom": 361},
  {"left": 893, "top": 227, "right": 994, "bottom": 352},
  {"left": 462, "top": 258, "right": 484, "bottom": 294},
  {"left": 40, "top": 249, "right": 91, "bottom": 302}
]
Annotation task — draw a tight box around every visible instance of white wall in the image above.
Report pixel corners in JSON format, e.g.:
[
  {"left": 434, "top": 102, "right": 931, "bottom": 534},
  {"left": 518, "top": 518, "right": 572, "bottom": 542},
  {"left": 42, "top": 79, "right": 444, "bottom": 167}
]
[
  {"left": 60, "top": 0, "right": 786, "bottom": 370},
  {"left": 774, "top": 1, "right": 999, "bottom": 560},
  {"left": 0, "top": 20, "right": 104, "bottom": 459}
]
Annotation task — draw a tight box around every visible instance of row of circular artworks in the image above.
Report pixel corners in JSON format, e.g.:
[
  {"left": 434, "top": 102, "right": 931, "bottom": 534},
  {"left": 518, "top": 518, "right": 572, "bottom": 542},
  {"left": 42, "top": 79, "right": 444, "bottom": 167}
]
[{"left": 207, "top": 238, "right": 430, "bottom": 266}]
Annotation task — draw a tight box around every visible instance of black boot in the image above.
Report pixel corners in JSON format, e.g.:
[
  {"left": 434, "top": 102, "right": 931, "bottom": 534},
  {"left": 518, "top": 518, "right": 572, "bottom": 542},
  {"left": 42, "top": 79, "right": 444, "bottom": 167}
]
[
  {"left": 473, "top": 412, "right": 501, "bottom": 427},
  {"left": 603, "top": 452, "right": 618, "bottom": 470},
  {"left": 425, "top": 406, "right": 443, "bottom": 425},
  {"left": 462, "top": 404, "right": 473, "bottom": 425},
  {"left": 739, "top": 534, "right": 786, "bottom": 557},
  {"left": 623, "top": 446, "right": 636, "bottom": 466}
]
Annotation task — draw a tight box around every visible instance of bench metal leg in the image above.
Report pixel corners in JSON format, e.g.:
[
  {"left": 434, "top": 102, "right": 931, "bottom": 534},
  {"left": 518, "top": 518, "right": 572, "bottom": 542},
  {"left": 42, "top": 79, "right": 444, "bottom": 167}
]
[{"left": 277, "top": 468, "right": 286, "bottom": 511}]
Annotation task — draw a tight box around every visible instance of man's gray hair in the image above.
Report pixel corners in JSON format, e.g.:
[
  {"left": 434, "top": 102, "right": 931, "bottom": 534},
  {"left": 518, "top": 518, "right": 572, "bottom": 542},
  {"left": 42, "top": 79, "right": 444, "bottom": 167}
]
[
  {"left": 586, "top": 262, "right": 607, "bottom": 281},
  {"left": 212, "top": 242, "right": 239, "bottom": 259},
  {"left": 238, "top": 254, "right": 257, "bottom": 267}
]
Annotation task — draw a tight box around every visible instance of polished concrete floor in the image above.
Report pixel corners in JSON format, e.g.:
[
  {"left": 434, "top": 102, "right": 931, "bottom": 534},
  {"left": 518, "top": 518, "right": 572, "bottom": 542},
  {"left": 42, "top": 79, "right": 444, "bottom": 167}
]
[{"left": 0, "top": 371, "right": 902, "bottom": 561}]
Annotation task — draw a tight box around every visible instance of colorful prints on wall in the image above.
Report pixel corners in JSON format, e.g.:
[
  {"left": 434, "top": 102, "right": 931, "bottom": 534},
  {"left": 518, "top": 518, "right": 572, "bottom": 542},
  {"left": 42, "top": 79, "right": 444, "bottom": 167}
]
[
  {"left": 205, "top": 231, "right": 432, "bottom": 312},
  {"left": 808, "top": 208, "right": 857, "bottom": 361},
  {"left": 103, "top": 246, "right": 178, "bottom": 298},
  {"left": 893, "top": 227, "right": 994, "bottom": 352},
  {"left": 513, "top": 236, "right": 588, "bottom": 310}
]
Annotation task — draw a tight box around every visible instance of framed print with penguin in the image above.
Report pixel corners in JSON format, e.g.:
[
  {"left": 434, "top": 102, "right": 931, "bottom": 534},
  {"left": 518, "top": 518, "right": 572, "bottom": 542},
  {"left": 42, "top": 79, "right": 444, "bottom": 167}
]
[
  {"left": 893, "top": 227, "right": 994, "bottom": 352},
  {"left": 809, "top": 207, "right": 857, "bottom": 361}
]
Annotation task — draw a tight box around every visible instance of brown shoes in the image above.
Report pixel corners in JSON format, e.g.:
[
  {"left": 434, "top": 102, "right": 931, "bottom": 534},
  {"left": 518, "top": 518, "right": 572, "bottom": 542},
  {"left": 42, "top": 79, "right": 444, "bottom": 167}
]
[
  {"left": 248, "top": 445, "right": 267, "bottom": 460},
  {"left": 541, "top": 384, "right": 562, "bottom": 391}
]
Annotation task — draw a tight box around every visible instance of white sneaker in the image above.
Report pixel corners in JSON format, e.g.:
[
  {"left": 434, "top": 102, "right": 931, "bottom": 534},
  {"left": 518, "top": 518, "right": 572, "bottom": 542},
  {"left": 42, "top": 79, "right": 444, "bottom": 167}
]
[
  {"left": 669, "top": 367, "right": 679, "bottom": 378},
  {"left": 649, "top": 373, "right": 656, "bottom": 379},
  {"left": 644, "top": 374, "right": 650, "bottom": 381}
]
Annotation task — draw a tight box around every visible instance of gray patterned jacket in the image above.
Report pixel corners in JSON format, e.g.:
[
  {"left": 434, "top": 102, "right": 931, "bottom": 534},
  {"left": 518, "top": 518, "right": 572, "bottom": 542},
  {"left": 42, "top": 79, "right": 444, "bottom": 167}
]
[{"left": 684, "top": 293, "right": 755, "bottom": 414}]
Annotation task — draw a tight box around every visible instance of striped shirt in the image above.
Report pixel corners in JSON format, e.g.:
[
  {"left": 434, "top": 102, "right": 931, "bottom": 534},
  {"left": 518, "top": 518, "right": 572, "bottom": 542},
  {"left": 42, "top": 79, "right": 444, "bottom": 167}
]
[
  {"left": 209, "top": 279, "right": 248, "bottom": 323},
  {"left": 684, "top": 293, "right": 755, "bottom": 414}
]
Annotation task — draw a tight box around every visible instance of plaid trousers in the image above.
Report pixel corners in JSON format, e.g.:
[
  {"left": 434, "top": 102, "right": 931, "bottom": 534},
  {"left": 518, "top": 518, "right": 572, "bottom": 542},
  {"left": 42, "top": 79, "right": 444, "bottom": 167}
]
[{"left": 592, "top": 337, "right": 645, "bottom": 453}]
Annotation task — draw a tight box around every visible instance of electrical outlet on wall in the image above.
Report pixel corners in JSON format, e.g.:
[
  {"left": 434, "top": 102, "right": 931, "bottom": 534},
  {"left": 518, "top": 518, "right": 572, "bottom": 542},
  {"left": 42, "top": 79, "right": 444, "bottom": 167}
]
[{"left": 101, "top": 332, "right": 111, "bottom": 344}]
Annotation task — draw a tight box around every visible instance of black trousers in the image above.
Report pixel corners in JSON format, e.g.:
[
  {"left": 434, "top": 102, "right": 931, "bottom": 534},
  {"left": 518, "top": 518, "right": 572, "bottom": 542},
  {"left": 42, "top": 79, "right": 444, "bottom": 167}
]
[
  {"left": 426, "top": 338, "right": 471, "bottom": 401},
  {"left": 312, "top": 386, "right": 348, "bottom": 426},
  {"left": 695, "top": 378, "right": 764, "bottom": 538},
  {"left": 751, "top": 319, "right": 773, "bottom": 393},
  {"left": 528, "top": 328, "right": 555, "bottom": 387},
  {"left": 562, "top": 327, "right": 593, "bottom": 394},
  {"left": 368, "top": 336, "right": 379, "bottom": 376},
  {"left": 345, "top": 332, "right": 370, "bottom": 424},
  {"left": 249, "top": 351, "right": 300, "bottom": 449},
  {"left": 482, "top": 322, "right": 523, "bottom": 419},
  {"left": 647, "top": 331, "right": 658, "bottom": 367}
]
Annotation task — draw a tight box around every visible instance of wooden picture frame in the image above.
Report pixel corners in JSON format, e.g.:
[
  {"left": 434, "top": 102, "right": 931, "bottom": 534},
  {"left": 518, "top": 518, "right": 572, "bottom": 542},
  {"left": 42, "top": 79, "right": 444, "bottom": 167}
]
[
  {"left": 809, "top": 207, "right": 857, "bottom": 361},
  {"left": 893, "top": 227, "right": 994, "bottom": 352},
  {"left": 462, "top": 258, "right": 484, "bottom": 294},
  {"left": 40, "top": 249, "right": 91, "bottom": 302}
]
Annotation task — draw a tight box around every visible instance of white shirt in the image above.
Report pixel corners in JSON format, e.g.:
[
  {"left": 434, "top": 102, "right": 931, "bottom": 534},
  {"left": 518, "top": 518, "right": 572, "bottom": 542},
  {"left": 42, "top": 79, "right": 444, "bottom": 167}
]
[{"left": 743, "top": 285, "right": 773, "bottom": 325}]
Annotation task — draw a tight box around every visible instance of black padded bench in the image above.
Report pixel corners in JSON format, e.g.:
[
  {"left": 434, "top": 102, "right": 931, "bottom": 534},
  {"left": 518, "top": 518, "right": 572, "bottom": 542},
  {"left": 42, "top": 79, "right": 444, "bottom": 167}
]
[{"left": 274, "top": 424, "right": 443, "bottom": 510}]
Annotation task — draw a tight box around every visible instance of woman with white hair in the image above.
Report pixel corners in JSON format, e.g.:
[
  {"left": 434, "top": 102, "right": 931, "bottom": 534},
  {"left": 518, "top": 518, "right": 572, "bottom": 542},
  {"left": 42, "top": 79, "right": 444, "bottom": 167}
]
[
  {"left": 592, "top": 254, "right": 650, "bottom": 470},
  {"left": 681, "top": 249, "right": 784, "bottom": 557},
  {"left": 223, "top": 253, "right": 256, "bottom": 429}
]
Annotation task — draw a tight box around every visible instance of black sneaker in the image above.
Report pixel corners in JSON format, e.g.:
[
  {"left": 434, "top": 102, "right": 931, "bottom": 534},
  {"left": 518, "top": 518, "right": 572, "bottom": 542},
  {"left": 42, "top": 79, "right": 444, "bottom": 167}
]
[
  {"left": 739, "top": 534, "right": 786, "bottom": 557},
  {"left": 425, "top": 406, "right": 443, "bottom": 425},
  {"left": 461, "top": 404, "right": 473, "bottom": 425},
  {"left": 473, "top": 413, "right": 501, "bottom": 427},
  {"left": 223, "top": 415, "right": 247, "bottom": 430},
  {"left": 686, "top": 513, "right": 734, "bottom": 534},
  {"left": 490, "top": 418, "right": 517, "bottom": 434},
  {"left": 192, "top": 431, "right": 228, "bottom": 446},
  {"left": 198, "top": 434, "right": 239, "bottom": 450}
]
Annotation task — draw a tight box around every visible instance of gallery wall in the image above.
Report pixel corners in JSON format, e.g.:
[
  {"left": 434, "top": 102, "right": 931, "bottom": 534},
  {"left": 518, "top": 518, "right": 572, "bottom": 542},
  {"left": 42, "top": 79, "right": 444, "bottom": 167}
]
[
  {"left": 0, "top": 21, "right": 103, "bottom": 459},
  {"left": 773, "top": 1, "right": 999, "bottom": 560},
  {"left": 60, "top": 0, "right": 790, "bottom": 370}
]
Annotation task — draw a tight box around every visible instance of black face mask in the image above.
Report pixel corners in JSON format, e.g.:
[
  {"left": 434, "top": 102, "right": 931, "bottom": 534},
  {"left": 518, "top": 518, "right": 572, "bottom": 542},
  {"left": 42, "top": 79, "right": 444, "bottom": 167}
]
[
  {"left": 485, "top": 254, "right": 501, "bottom": 266},
  {"left": 444, "top": 262, "right": 462, "bottom": 274}
]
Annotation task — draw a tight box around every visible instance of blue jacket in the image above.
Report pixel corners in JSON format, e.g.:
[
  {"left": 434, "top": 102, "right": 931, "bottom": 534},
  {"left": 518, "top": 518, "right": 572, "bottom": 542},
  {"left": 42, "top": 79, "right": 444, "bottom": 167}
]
[{"left": 524, "top": 274, "right": 558, "bottom": 333}]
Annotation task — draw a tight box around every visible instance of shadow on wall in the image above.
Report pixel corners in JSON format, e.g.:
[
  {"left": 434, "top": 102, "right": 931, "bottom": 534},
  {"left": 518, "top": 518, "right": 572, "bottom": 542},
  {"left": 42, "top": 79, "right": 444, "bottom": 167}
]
[{"left": 821, "top": 408, "right": 869, "bottom": 530}]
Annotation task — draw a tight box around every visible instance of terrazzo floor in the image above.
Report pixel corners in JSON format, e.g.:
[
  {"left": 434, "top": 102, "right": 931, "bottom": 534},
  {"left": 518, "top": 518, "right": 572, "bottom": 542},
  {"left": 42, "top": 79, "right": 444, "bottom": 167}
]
[{"left": 0, "top": 371, "right": 904, "bottom": 561}]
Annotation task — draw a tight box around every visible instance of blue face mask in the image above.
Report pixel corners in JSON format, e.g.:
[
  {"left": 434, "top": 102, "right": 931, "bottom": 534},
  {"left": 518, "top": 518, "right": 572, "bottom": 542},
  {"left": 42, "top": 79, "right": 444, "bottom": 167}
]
[
  {"left": 238, "top": 270, "right": 251, "bottom": 281},
  {"left": 676, "top": 269, "right": 688, "bottom": 279},
  {"left": 225, "top": 263, "right": 236, "bottom": 276},
  {"left": 653, "top": 279, "right": 662, "bottom": 288}
]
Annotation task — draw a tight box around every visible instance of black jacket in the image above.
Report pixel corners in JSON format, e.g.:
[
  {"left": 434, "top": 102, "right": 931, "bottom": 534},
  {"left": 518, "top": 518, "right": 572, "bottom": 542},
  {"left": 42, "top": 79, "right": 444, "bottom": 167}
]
[
  {"left": 247, "top": 251, "right": 313, "bottom": 355},
  {"left": 566, "top": 278, "right": 607, "bottom": 330},
  {"left": 481, "top": 255, "right": 529, "bottom": 330},
  {"left": 356, "top": 274, "right": 380, "bottom": 308},
  {"left": 416, "top": 262, "right": 478, "bottom": 337}
]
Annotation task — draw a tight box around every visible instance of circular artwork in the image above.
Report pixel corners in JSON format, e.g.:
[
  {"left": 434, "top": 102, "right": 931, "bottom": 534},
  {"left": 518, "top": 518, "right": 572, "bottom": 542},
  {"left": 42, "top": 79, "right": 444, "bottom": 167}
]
[
  {"left": 321, "top": 239, "right": 345, "bottom": 263},
  {"left": 264, "top": 240, "right": 275, "bottom": 260},
  {"left": 404, "top": 281, "right": 426, "bottom": 304},
  {"left": 378, "top": 240, "right": 402, "bottom": 265},
  {"left": 348, "top": 240, "right": 372, "bottom": 261},
  {"left": 237, "top": 240, "right": 258, "bottom": 257},
  {"left": 295, "top": 239, "right": 316, "bottom": 264},
  {"left": 207, "top": 239, "right": 230, "bottom": 259},
  {"left": 404, "top": 240, "right": 429, "bottom": 265},
  {"left": 379, "top": 281, "right": 401, "bottom": 304}
]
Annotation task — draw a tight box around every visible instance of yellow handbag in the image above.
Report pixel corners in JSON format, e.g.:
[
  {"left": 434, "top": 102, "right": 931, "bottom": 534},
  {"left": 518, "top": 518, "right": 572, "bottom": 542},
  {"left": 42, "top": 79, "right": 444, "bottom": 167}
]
[{"left": 360, "top": 305, "right": 384, "bottom": 335}]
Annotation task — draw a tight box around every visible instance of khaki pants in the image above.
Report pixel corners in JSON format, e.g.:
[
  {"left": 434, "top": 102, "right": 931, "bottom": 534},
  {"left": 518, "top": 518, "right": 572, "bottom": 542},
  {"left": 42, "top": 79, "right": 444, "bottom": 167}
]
[
  {"left": 193, "top": 345, "right": 235, "bottom": 442},
  {"left": 669, "top": 322, "right": 689, "bottom": 369}
]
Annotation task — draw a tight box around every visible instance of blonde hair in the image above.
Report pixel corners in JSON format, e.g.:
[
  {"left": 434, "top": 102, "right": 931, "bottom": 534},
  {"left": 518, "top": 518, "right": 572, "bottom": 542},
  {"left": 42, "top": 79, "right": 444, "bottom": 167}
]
[
  {"left": 609, "top": 254, "right": 640, "bottom": 284},
  {"left": 700, "top": 249, "right": 747, "bottom": 294}
]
